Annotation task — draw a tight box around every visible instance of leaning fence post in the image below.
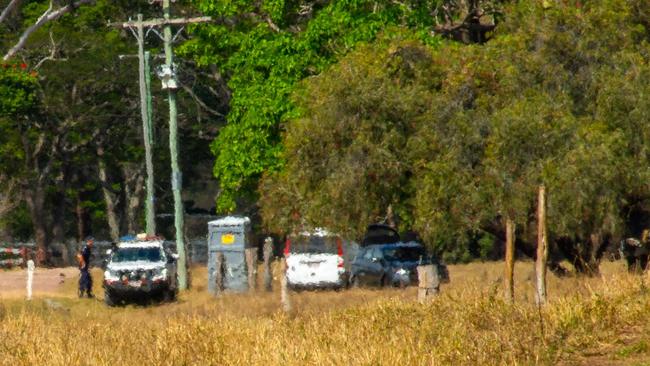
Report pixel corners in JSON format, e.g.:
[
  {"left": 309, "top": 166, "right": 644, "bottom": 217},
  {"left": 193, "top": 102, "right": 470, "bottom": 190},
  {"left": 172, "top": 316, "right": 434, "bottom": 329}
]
[
  {"left": 263, "top": 237, "right": 273, "bottom": 292},
  {"left": 215, "top": 252, "right": 225, "bottom": 294},
  {"left": 281, "top": 255, "right": 291, "bottom": 312},
  {"left": 245, "top": 247, "right": 258, "bottom": 291},
  {"left": 26, "top": 259, "right": 34, "bottom": 301},
  {"left": 417, "top": 264, "right": 440, "bottom": 303}
]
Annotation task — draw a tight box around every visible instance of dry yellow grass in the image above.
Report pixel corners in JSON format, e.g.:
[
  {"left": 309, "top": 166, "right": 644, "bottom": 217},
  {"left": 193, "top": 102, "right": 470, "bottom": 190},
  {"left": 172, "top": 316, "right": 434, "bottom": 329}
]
[{"left": 1, "top": 260, "right": 650, "bottom": 365}]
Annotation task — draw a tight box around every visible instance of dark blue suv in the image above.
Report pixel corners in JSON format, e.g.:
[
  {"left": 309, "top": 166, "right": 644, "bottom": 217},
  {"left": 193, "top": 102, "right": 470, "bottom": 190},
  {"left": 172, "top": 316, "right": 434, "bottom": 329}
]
[{"left": 350, "top": 242, "right": 449, "bottom": 288}]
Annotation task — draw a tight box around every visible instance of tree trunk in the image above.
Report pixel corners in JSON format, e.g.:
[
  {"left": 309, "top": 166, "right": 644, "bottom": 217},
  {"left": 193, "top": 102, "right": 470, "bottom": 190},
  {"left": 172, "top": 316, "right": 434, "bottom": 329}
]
[
  {"left": 50, "top": 174, "right": 69, "bottom": 244},
  {"left": 50, "top": 192, "right": 66, "bottom": 244},
  {"left": 555, "top": 234, "right": 605, "bottom": 276},
  {"left": 75, "top": 192, "right": 87, "bottom": 242},
  {"left": 536, "top": 185, "right": 548, "bottom": 306},
  {"left": 504, "top": 217, "right": 515, "bottom": 303},
  {"left": 25, "top": 185, "right": 49, "bottom": 266},
  {"left": 97, "top": 146, "right": 120, "bottom": 242},
  {"left": 386, "top": 204, "right": 396, "bottom": 229},
  {"left": 123, "top": 165, "right": 144, "bottom": 235}
]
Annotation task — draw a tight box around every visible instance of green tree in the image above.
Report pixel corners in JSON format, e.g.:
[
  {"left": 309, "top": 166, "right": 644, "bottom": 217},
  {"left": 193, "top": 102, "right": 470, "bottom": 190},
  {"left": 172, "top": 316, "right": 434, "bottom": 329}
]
[
  {"left": 261, "top": 0, "right": 650, "bottom": 274},
  {"left": 182, "top": 0, "right": 508, "bottom": 212}
]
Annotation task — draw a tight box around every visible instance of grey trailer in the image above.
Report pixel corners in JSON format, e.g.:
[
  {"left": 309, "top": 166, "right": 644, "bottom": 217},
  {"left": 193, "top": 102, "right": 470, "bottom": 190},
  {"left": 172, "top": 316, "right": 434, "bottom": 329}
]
[{"left": 208, "top": 216, "right": 253, "bottom": 293}]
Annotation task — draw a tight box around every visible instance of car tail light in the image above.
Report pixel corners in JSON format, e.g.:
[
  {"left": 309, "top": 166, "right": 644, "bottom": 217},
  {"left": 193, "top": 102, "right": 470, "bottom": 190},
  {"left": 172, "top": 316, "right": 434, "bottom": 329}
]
[
  {"left": 284, "top": 238, "right": 291, "bottom": 257},
  {"left": 337, "top": 238, "right": 344, "bottom": 268}
]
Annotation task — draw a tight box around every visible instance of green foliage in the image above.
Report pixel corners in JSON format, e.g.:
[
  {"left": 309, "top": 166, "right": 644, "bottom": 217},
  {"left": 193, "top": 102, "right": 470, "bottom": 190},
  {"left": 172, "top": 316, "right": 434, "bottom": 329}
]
[
  {"left": 261, "top": 0, "right": 650, "bottom": 264},
  {"left": 182, "top": 0, "right": 443, "bottom": 211},
  {"left": 0, "top": 203, "right": 33, "bottom": 242},
  {"left": 259, "top": 34, "right": 441, "bottom": 236},
  {"left": 0, "top": 64, "right": 38, "bottom": 118}
]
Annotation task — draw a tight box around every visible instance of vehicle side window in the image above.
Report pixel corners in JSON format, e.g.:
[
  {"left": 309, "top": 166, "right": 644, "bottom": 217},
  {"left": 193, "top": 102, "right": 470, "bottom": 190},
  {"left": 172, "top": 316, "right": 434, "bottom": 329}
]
[
  {"left": 362, "top": 248, "right": 374, "bottom": 260},
  {"left": 372, "top": 248, "right": 383, "bottom": 259}
]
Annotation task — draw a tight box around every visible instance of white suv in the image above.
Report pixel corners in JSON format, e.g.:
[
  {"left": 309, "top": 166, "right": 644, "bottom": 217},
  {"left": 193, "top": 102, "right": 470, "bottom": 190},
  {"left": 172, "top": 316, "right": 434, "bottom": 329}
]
[
  {"left": 284, "top": 229, "right": 348, "bottom": 290},
  {"left": 102, "top": 240, "right": 177, "bottom": 306}
]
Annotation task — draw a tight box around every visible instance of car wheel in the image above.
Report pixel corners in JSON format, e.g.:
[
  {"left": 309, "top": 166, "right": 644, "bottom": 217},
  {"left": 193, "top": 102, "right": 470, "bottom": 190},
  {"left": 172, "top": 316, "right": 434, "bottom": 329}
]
[
  {"left": 398, "top": 278, "right": 408, "bottom": 289},
  {"left": 351, "top": 275, "right": 361, "bottom": 288},
  {"left": 380, "top": 274, "right": 390, "bottom": 288},
  {"left": 104, "top": 290, "right": 117, "bottom": 307},
  {"left": 162, "top": 288, "right": 177, "bottom": 302}
]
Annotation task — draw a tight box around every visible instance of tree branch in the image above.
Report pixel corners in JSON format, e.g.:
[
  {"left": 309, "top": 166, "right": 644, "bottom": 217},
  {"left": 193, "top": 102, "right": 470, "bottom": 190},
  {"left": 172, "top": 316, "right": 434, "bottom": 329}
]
[
  {"left": 0, "top": 0, "right": 21, "bottom": 24},
  {"left": 180, "top": 82, "right": 224, "bottom": 117},
  {"left": 33, "top": 30, "right": 65, "bottom": 69},
  {"left": 3, "top": 0, "right": 95, "bottom": 61}
]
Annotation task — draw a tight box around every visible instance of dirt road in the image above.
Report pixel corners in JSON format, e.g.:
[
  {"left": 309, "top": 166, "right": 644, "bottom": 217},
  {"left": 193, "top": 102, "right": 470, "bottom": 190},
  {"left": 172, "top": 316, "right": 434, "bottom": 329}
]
[{"left": 0, "top": 267, "right": 79, "bottom": 297}]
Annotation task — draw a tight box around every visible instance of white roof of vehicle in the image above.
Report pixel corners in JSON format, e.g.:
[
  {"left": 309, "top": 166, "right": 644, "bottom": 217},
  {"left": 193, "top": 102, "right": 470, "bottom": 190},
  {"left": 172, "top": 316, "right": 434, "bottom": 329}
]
[
  {"left": 208, "top": 216, "right": 251, "bottom": 226},
  {"left": 298, "top": 228, "right": 335, "bottom": 237},
  {"left": 117, "top": 240, "right": 164, "bottom": 248}
]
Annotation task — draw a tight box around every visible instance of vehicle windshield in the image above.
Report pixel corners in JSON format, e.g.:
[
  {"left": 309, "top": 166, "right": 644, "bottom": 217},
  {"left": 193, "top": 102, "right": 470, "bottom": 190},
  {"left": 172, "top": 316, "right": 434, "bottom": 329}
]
[
  {"left": 290, "top": 235, "right": 339, "bottom": 254},
  {"left": 382, "top": 246, "right": 425, "bottom": 262},
  {"left": 112, "top": 247, "right": 163, "bottom": 263}
]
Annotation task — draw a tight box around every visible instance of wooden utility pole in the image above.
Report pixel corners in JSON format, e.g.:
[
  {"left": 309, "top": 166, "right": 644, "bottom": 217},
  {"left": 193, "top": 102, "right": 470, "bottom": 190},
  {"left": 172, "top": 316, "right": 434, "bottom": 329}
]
[
  {"left": 504, "top": 217, "right": 515, "bottom": 303},
  {"left": 536, "top": 185, "right": 548, "bottom": 305},
  {"left": 111, "top": 6, "right": 211, "bottom": 291},
  {"left": 135, "top": 14, "right": 156, "bottom": 236}
]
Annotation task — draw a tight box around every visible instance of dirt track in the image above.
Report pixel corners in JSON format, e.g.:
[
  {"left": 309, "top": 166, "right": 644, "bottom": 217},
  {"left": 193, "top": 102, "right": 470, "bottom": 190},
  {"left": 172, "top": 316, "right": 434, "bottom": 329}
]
[{"left": 0, "top": 267, "right": 79, "bottom": 297}]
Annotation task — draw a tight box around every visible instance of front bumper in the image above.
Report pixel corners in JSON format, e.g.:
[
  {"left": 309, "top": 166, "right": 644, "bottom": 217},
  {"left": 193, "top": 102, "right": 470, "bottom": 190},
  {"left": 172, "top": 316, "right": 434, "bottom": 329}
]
[{"left": 104, "top": 279, "right": 170, "bottom": 295}]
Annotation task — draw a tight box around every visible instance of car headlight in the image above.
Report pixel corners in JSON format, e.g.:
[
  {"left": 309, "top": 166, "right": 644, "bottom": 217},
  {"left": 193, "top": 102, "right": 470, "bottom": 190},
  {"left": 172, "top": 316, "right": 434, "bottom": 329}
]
[
  {"left": 395, "top": 268, "right": 408, "bottom": 276},
  {"left": 152, "top": 267, "right": 167, "bottom": 279},
  {"left": 105, "top": 269, "right": 120, "bottom": 280}
]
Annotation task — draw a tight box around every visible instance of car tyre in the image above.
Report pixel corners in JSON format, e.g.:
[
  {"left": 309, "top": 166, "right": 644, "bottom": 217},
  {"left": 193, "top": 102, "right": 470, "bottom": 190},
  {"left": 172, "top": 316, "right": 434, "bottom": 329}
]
[
  {"left": 162, "top": 288, "right": 177, "bottom": 302},
  {"left": 351, "top": 275, "right": 361, "bottom": 288},
  {"left": 104, "top": 290, "right": 117, "bottom": 307},
  {"left": 380, "top": 274, "right": 390, "bottom": 288}
]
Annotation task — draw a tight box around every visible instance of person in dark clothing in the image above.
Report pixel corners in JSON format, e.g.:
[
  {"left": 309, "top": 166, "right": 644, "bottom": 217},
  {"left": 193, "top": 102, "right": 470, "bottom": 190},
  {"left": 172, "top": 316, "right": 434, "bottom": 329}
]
[{"left": 78, "top": 237, "right": 94, "bottom": 298}]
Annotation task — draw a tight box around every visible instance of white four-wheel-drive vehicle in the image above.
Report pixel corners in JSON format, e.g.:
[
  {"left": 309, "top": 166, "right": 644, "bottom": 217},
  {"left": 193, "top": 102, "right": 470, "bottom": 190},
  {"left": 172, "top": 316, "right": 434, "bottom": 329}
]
[
  {"left": 102, "top": 240, "right": 178, "bottom": 306},
  {"left": 284, "top": 229, "right": 349, "bottom": 290}
]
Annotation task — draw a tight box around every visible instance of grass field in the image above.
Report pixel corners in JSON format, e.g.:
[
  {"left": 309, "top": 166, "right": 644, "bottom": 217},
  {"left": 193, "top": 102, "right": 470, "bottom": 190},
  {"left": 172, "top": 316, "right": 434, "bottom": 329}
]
[{"left": 2, "top": 260, "right": 650, "bottom": 365}]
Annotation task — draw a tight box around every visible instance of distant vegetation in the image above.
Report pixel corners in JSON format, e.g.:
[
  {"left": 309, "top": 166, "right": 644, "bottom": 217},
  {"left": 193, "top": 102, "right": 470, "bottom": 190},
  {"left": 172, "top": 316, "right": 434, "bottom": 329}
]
[
  {"left": 2, "top": 1, "right": 650, "bottom": 274},
  {"left": 260, "top": 0, "right": 650, "bottom": 273}
]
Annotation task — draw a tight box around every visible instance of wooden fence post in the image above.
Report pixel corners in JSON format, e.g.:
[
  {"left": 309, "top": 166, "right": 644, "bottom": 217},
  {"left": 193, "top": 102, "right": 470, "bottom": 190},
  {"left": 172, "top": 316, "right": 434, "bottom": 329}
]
[
  {"left": 504, "top": 217, "right": 515, "bottom": 303},
  {"left": 281, "top": 256, "right": 291, "bottom": 312},
  {"left": 536, "top": 185, "right": 548, "bottom": 306},
  {"left": 417, "top": 264, "right": 440, "bottom": 303},
  {"left": 245, "top": 247, "right": 258, "bottom": 291},
  {"left": 263, "top": 237, "right": 273, "bottom": 292},
  {"left": 26, "top": 259, "right": 34, "bottom": 300},
  {"left": 215, "top": 252, "right": 225, "bottom": 294}
]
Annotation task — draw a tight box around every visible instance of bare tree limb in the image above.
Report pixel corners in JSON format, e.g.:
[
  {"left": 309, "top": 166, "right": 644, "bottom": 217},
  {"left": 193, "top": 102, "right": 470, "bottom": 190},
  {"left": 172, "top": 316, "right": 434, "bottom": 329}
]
[
  {"left": 0, "top": 178, "right": 19, "bottom": 219},
  {"left": 0, "top": 0, "right": 22, "bottom": 25},
  {"left": 33, "top": 30, "right": 66, "bottom": 69},
  {"left": 264, "top": 15, "right": 280, "bottom": 32},
  {"left": 180, "top": 82, "right": 224, "bottom": 117},
  {"left": 3, "top": 0, "right": 96, "bottom": 61}
]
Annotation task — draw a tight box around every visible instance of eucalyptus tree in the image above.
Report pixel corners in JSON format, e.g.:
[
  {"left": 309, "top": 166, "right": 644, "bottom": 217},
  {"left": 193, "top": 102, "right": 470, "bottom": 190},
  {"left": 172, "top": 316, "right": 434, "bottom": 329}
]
[{"left": 182, "top": 0, "right": 504, "bottom": 213}]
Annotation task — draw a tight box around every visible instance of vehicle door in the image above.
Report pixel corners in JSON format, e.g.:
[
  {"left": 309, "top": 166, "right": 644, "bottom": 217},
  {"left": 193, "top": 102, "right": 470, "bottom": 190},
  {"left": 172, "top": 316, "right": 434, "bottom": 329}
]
[
  {"left": 363, "top": 247, "right": 386, "bottom": 284},
  {"left": 352, "top": 247, "right": 379, "bottom": 285}
]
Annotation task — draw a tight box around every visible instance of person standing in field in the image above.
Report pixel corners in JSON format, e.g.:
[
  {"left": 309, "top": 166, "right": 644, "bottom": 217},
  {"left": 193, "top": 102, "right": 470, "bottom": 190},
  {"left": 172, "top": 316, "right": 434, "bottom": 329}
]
[{"left": 77, "top": 237, "right": 94, "bottom": 298}]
